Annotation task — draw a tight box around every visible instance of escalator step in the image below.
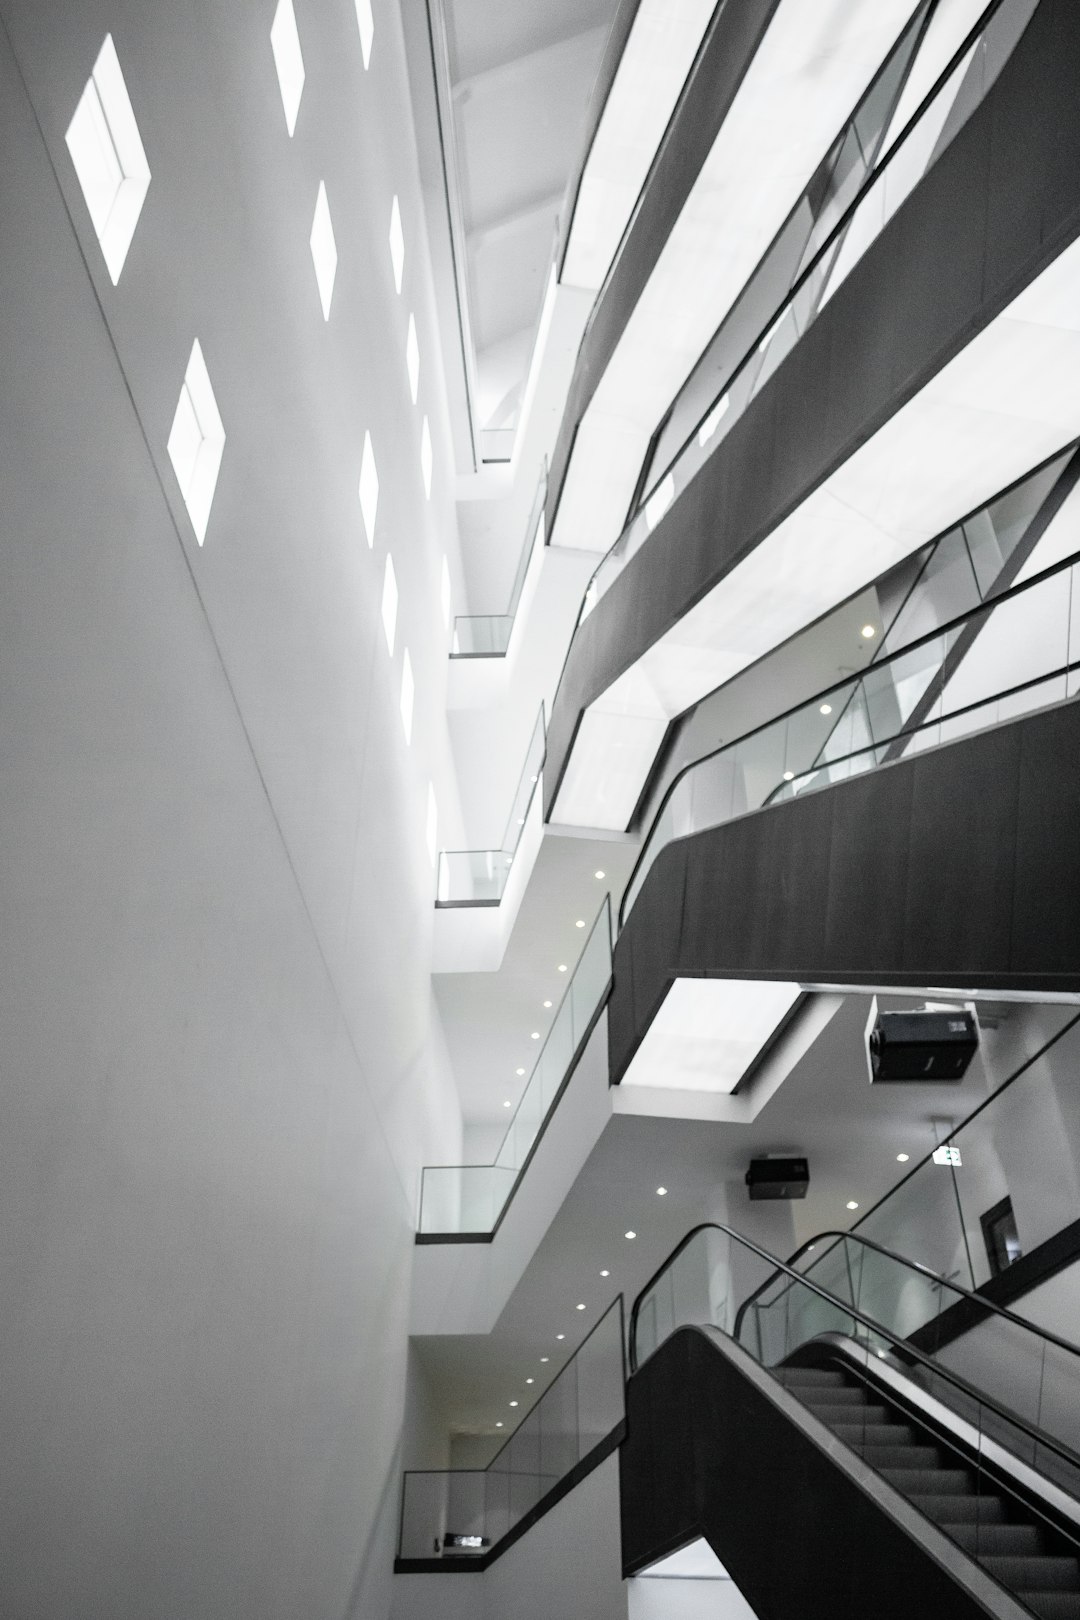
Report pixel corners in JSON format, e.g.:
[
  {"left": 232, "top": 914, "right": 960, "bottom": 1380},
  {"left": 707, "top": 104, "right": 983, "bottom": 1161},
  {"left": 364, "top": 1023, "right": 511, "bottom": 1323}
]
[
  {"left": 911, "top": 1493, "right": 1007, "bottom": 1525},
  {"left": 861, "top": 1444, "right": 943, "bottom": 1470},
  {"left": 830, "top": 1423, "right": 917, "bottom": 1448},
  {"left": 1018, "top": 1595, "right": 1080, "bottom": 1619},
  {"left": 777, "top": 1369, "right": 849, "bottom": 1388},
  {"left": 808, "top": 1402, "right": 892, "bottom": 1426},
  {"left": 981, "top": 1557, "right": 1080, "bottom": 1593},
  {"left": 882, "top": 1467, "right": 974, "bottom": 1495},
  {"left": 943, "top": 1523, "right": 1044, "bottom": 1557}
]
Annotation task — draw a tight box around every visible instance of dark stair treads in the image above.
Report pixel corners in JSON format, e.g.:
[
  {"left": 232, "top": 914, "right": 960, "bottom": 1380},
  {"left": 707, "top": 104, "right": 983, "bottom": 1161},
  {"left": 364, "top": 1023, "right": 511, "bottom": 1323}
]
[
  {"left": 983, "top": 1558, "right": 1080, "bottom": 1593},
  {"left": 914, "top": 1493, "right": 1009, "bottom": 1526},
  {"left": 945, "top": 1524, "right": 1045, "bottom": 1557},
  {"left": 1019, "top": 1594, "right": 1080, "bottom": 1620}
]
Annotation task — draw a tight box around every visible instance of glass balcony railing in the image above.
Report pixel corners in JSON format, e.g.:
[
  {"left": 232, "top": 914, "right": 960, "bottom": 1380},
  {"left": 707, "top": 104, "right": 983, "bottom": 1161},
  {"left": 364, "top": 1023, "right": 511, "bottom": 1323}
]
[
  {"left": 578, "top": 0, "right": 1031, "bottom": 625},
  {"left": 418, "top": 899, "right": 612, "bottom": 1237},
  {"left": 437, "top": 706, "right": 545, "bottom": 906},
  {"left": 631, "top": 1222, "right": 1080, "bottom": 1511},
  {"left": 397, "top": 1296, "right": 625, "bottom": 1564},
  {"left": 451, "top": 464, "right": 547, "bottom": 659},
  {"left": 621, "top": 516, "right": 1080, "bottom": 928}
]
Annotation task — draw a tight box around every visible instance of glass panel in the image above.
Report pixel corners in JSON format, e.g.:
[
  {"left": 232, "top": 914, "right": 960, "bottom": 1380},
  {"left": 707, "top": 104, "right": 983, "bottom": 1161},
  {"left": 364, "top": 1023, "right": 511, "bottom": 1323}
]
[
  {"left": 508, "top": 1409, "right": 541, "bottom": 1527},
  {"left": 436, "top": 706, "right": 545, "bottom": 905},
  {"left": 451, "top": 464, "right": 546, "bottom": 658},
  {"left": 575, "top": 1302, "right": 624, "bottom": 1457},
  {"left": 539, "top": 1357, "right": 578, "bottom": 1493}
]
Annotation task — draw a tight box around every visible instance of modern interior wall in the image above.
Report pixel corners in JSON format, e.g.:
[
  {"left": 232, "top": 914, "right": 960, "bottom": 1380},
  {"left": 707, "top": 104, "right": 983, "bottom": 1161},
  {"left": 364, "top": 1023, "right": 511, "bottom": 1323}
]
[
  {"left": 0, "top": 2, "right": 466, "bottom": 1616},
  {"left": 391, "top": 1451, "right": 627, "bottom": 1620},
  {"left": 628, "top": 1574, "right": 759, "bottom": 1620}
]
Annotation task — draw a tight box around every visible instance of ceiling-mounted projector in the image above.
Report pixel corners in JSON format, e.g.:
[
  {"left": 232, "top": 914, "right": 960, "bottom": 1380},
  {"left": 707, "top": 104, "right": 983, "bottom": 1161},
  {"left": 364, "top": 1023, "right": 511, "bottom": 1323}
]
[{"left": 864, "top": 998, "right": 978, "bottom": 1083}]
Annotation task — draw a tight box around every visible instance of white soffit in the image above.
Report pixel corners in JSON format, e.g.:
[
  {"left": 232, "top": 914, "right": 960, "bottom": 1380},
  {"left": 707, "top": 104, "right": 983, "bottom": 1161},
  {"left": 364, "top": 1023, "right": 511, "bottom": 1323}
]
[
  {"left": 553, "top": 231, "right": 1080, "bottom": 830},
  {"left": 620, "top": 977, "right": 801, "bottom": 1094},
  {"left": 560, "top": 0, "right": 718, "bottom": 294},
  {"left": 553, "top": 0, "right": 922, "bottom": 552},
  {"left": 638, "top": 1539, "right": 731, "bottom": 1580}
]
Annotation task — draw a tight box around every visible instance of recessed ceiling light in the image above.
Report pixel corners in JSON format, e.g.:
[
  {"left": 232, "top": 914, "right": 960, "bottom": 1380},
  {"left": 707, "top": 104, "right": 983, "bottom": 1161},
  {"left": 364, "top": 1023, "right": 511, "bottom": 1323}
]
[
  {"left": 656, "top": 1186, "right": 667, "bottom": 1196},
  {"left": 600, "top": 1269, "right": 609, "bottom": 1277},
  {"left": 625, "top": 1230, "right": 636, "bottom": 1240},
  {"left": 576, "top": 1302, "right": 586, "bottom": 1311},
  {"left": 575, "top": 919, "right": 585, "bottom": 928},
  {"left": 509, "top": 1401, "right": 518, "bottom": 1408},
  {"left": 557, "top": 964, "right": 567, "bottom": 973},
  {"left": 819, "top": 702, "right": 832, "bottom": 715},
  {"left": 846, "top": 1200, "right": 859, "bottom": 1210},
  {"left": 530, "top": 1031, "right": 540, "bottom": 1041},
  {"left": 495, "top": 1421, "right": 503, "bottom": 1428},
  {"left": 861, "top": 624, "right": 876, "bottom": 639},
  {"left": 503, "top": 1100, "right": 511, "bottom": 1109},
  {"left": 595, "top": 870, "right": 605, "bottom": 880},
  {"left": 515, "top": 1067, "right": 525, "bottom": 1077},
  {"left": 783, "top": 770, "right": 794, "bottom": 781},
  {"left": 526, "top": 1378, "right": 534, "bottom": 1385},
  {"left": 556, "top": 1334, "right": 565, "bottom": 1341},
  {"left": 543, "top": 999, "right": 552, "bottom": 1009},
  {"left": 540, "top": 1356, "right": 549, "bottom": 1363},
  {"left": 896, "top": 1153, "right": 910, "bottom": 1162}
]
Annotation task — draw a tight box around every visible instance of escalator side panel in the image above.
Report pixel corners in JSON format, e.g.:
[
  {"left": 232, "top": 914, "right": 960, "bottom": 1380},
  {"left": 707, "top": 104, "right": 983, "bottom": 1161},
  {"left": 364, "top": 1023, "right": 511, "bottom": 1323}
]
[{"left": 622, "top": 1328, "right": 1008, "bottom": 1619}]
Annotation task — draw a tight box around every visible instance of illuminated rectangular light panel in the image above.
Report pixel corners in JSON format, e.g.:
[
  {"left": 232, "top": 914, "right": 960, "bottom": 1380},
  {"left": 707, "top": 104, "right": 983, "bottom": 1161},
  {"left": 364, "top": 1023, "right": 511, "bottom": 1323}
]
[
  {"left": 270, "top": 0, "right": 305, "bottom": 136},
  {"left": 359, "top": 431, "right": 378, "bottom": 545},
  {"left": 389, "top": 195, "right": 404, "bottom": 294},
  {"left": 620, "top": 978, "right": 802, "bottom": 1093},
  {"left": 167, "top": 340, "right": 226, "bottom": 546},
  {"left": 65, "top": 34, "right": 150, "bottom": 285},
  {"left": 355, "top": 0, "right": 374, "bottom": 69},
  {"left": 310, "top": 181, "right": 337, "bottom": 320}
]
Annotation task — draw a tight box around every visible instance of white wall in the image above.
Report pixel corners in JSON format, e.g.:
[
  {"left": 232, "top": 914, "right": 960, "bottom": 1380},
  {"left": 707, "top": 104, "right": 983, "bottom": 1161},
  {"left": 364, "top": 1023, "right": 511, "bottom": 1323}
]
[
  {"left": 392, "top": 1451, "right": 627, "bottom": 1620},
  {"left": 0, "top": 2, "right": 466, "bottom": 1616},
  {"left": 629, "top": 1576, "right": 759, "bottom": 1620}
]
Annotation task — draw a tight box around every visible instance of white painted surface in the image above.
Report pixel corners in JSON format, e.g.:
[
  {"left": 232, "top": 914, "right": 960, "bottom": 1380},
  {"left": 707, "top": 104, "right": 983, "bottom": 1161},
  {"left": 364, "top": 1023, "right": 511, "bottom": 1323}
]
[
  {"left": 629, "top": 1573, "right": 760, "bottom": 1620},
  {"left": 620, "top": 978, "right": 802, "bottom": 1095},
  {"left": 392, "top": 1452, "right": 627, "bottom": 1620}
]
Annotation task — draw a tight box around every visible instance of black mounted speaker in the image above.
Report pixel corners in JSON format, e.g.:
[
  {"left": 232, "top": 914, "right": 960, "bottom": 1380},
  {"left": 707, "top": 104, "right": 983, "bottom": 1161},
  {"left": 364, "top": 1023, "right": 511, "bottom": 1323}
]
[
  {"left": 868, "top": 1008, "right": 978, "bottom": 1082},
  {"left": 746, "top": 1157, "right": 809, "bottom": 1200}
]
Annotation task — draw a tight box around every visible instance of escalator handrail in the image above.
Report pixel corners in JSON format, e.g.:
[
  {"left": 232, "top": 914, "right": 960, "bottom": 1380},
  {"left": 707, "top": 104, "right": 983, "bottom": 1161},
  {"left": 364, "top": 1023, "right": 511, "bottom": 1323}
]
[
  {"left": 617, "top": 522, "right": 1080, "bottom": 930},
  {"left": 727, "top": 1227, "right": 1080, "bottom": 1359},
  {"left": 628, "top": 1222, "right": 1080, "bottom": 1476}
]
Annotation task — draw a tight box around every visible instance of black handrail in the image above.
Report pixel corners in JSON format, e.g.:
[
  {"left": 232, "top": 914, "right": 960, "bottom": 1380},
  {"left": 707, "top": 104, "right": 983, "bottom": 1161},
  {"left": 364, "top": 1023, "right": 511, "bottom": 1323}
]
[
  {"left": 618, "top": 525, "right": 1080, "bottom": 929},
  {"left": 728, "top": 1228, "right": 1080, "bottom": 1360},
  {"left": 627, "top": 1222, "right": 1080, "bottom": 1477}
]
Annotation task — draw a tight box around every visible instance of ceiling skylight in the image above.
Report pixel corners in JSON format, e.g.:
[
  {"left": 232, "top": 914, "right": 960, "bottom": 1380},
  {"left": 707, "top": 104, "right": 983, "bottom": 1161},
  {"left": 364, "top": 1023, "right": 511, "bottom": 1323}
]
[
  {"left": 620, "top": 978, "right": 802, "bottom": 1094},
  {"left": 355, "top": 0, "right": 374, "bottom": 69},
  {"left": 166, "top": 340, "right": 226, "bottom": 546},
  {"left": 359, "top": 431, "right": 378, "bottom": 545},
  {"left": 309, "top": 182, "right": 337, "bottom": 320},
  {"left": 381, "top": 554, "right": 398, "bottom": 655},
  {"left": 269, "top": 0, "right": 305, "bottom": 137},
  {"left": 420, "top": 416, "right": 432, "bottom": 500},
  {"left": 65, "top": 34, "right": 150, "bottom": 285},
  {"left": 406, "top": 314, "right": 420, "bottom": 405},
  {"left": 400, "top": 650, "right": 414, "bottom": 744},
  {"left": 389, "top": 196, "right": 404, "bottom": 294}
]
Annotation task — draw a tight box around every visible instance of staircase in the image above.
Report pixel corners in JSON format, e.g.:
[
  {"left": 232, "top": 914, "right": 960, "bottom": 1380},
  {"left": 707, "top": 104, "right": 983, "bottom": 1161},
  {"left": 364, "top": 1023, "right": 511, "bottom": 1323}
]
[{"left": 778, "top": 1365, "right": 1080, "bottom": 1620}]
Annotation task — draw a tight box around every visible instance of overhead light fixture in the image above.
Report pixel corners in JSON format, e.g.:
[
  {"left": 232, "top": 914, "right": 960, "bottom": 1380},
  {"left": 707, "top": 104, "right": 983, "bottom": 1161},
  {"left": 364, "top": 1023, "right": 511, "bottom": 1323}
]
[
  {"left": 526, "top": 1378, "right": 534, "bottom": 1385},
  {"left": 495, "top": 1421, "right": 503, "bottom": 1429},
  {"left": 543, "top": 1000, "right": 552, "bottom": 1009},
  {"left": 576, "top": 1303, "right": 586, "bottom": 1312},
  {"left": 861, "top": 624, "right": 876, "bottom": 639},
  {"left": 846, "top": 1200, "right": 859, "bottom": 1210},
  {"left": 557, "top": 964, "right": 567, "bottom": 973},
  {"left": 556, "top": 1334, "right": 565, "bottom": 1341},
  {"left": 595, "top": 870, "right": 605, "bottom": 880},
  {"left": 515, "top": 1067, "right": 525, "bottom": 1077},
  {"left": 509, "top": 1401, "right": 518, "bottom": 1408},
  {"left": 656, "top": 1186, "right": 668, "bottom": 1197},
  {"left": 530, "top": 1031, "right": 540, "bottom": 1041},
  {"left": 503, "top": 1101, "right": 511, "bottom": 1109},
  {"left": 575, "top": 919, "right": 585, "bottom": 928},
  {"left": 600, "top": 1269, "right": 610, "bottom": 1277},
  {"left": 819, "top": 703, "right": 832, "bottom": 715},
  {"left": 625, "top": 1230, "right": 636, "bottom": 1240},
  {"left": 540, "top": 1356, "right": 549, "bottom": 1364},
  {"left": 896, "top": 1153, "right": 910, "bottom": 1163},
  {"left": 783, "top": 770, "right": 794, "bottom": 781}
]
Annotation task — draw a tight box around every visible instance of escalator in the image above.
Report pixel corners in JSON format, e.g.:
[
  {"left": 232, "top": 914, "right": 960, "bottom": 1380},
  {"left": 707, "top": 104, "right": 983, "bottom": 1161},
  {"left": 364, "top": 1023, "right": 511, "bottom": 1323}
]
[{"left": 623, "top": 1225, "right": 1080, "bottom": 1618}]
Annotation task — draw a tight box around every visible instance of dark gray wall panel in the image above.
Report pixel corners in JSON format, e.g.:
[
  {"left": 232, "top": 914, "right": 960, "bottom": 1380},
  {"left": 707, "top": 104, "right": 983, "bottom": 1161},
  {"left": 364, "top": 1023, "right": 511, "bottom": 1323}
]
[
  {"left": 546, "top": 0, "right": 1080, "bottom": 818},
  {"left": 609, "top": 702, "right": 1080, "bottom": 1084}
]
